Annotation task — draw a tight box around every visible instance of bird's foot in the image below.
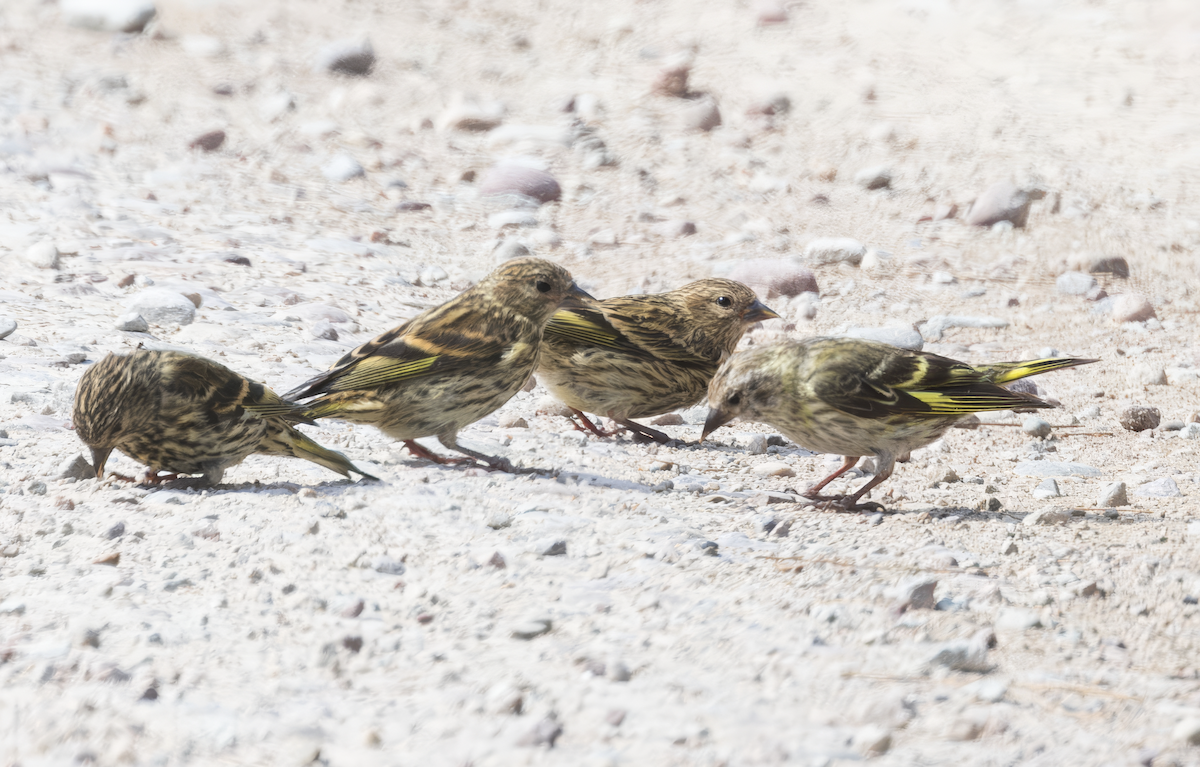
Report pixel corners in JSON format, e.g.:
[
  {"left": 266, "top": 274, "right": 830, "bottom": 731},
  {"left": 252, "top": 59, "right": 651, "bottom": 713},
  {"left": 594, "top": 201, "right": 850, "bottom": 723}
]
[
  {"left": 477, "top": 455, "right": 540, "bottom": 475},
  {"left": 105, "top": 472, "right": 139, "bottom": 483},
  {"left": 403, "top": 440, "right": 474, "bottom": 465},
  {"left": 803, "top": 492, "right": 886, "bottom": 513},
  {"left": 568, "top": 410, "right": 619, "bottom": 438},
  {"left": 141, "top": 471, "right": 181, "bottom": 486},
  {"left": 611, "top": 417, "right": 671, "bottom": 445}
]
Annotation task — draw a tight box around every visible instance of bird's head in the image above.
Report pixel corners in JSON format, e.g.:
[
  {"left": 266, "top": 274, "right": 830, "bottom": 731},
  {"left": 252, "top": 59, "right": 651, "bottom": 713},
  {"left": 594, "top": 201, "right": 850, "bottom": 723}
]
[
  {"left": 483, "top": 258, "right": 594, "bottom": 324},
  {"left": 701, "top": 348, "right": 783, "bottom": 441},
  {"left": 73, "top": 352, "right": 146, "bottom": 478},
  {"left": 677, "top": 278, "right": 779, "bottom": 355}
]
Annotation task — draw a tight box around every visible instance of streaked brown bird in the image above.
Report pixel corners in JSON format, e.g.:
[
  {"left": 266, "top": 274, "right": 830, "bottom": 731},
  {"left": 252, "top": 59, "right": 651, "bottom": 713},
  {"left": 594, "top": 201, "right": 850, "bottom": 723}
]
[
  {"left": 73, "top": 349, "right": 375, "bottom": 486},
  {"left": 287, "top": 257, "right": 592, "bottom": 472},
  {"left": 703, "top": 337, "right": 1097, "bottom": 511},
  {"left": 536, "top": 278, "right": 779, "bottom": 443}
]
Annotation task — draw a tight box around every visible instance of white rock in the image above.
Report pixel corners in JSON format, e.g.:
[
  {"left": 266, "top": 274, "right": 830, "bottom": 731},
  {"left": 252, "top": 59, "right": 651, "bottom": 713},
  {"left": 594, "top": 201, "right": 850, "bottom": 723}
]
[
  {"left": 1110, "top": 293, "right": 1156, "bottom": 323},
  {"left": 322, "top": 154, "right": 365, "bottom": 182},
  {"left": 1174, "top": 718, "right": 1200, "bottom": 746},
  {"left": 841, "top": 326, "right": 923, "bottom": 350},
  {"left": 919, "top": 315, "right": 1009, "bottom": 341},
  {"left": 1097, "top": 482, "right": 1128, "bottom": 507},
  {"left": 1127, "top": 363, "right": 1167, "bottom": 386},
  {"left": 0, "top": 317, "right": 17, "bottom": 340},
  {"left": 1166, "top": 368, "right": 1199, "bottom": 385},
  {"left": 125, "top": 288, "right": 196, "bottom": 326},
  {"left": 1055, "top": 271, "right": 1097, "bottom": 296},
  {"left": 1023, "top": 506, "right": 1071, "bottom": 526},
  {"left": 61, "top": 0, "right": 156, "bottom": 33},
  {"left": 1022, "top": 416, "right": 1052, "bottom": 438},
  {"left": 995, "top": 608, "right": 1042, "bottom": 630},
  {"left": 804, "top": 237, "right": 866, "bottom": 266},
  {"left": 1178, "top": 423, "right": 1200, "bottom": 440},
  {"left": 752, "top": 461, "right": 795, "bottom": 477},
  {"left": 24, "top": 241, "right": 60, "bottom": 269},
  {"left": 180, "top": 35, "right": 225, "bottom": 58},
  {"left": 1032, "top": 478, "right": 1061, "bottom": 499}
]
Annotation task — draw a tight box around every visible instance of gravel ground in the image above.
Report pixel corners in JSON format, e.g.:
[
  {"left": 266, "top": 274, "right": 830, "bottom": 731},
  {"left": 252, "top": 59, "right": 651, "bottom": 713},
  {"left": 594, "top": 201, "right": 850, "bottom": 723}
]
[{"left": 3, "top": 0, "right": 1200, "bottom": 764}]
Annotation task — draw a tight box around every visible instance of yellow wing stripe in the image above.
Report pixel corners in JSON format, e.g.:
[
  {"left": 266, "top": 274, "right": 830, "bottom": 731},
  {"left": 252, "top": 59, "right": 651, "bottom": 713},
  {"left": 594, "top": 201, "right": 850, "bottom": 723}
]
[
  {"left": 545, "top": 310, "right": 622, "bottom": 348},
  {"left": 333, "top": 356, "right": 439, "bottom": 389},
  {"left": 908, "top": 390, "right": 1044, "bottom": 414}
]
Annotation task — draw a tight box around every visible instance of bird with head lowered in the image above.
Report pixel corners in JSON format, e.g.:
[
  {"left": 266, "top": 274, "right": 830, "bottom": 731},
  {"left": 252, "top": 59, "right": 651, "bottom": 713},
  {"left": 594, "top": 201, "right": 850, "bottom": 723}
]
[{"left": 703, "top": 337, "right": 1097, "bottom": 511}]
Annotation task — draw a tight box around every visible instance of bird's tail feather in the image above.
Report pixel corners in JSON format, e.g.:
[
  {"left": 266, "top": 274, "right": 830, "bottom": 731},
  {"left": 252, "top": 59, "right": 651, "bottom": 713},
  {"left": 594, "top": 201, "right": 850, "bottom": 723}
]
[
  {"left": 261, "top": 426, "right": 377, "bottom": 480},
  {"left": 982, "top": 357, "right": 1099, "bottom": 385}
]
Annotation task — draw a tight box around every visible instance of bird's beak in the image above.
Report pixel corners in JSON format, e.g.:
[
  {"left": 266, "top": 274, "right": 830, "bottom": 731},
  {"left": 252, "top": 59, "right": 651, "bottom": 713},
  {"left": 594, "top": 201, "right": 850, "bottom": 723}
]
[
  {"left": 742, "top": 299, "right": 780, "bottom": 324},
  {"left": 90, "top": 447, "right": 112, "bottom": 479},
  {"left": 560, "top": 282, "right": 596, "bottom": 310},
  {"left": 700, "top": 407, "right": 735, "bottom": 443}
]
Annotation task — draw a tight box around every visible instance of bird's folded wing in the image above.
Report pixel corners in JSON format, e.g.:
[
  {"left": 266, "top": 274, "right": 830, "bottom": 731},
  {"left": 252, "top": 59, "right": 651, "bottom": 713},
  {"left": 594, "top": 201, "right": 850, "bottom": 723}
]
[
  {"left": 546, "top": 300, "right": 713, "bottom": 367},
  {"left": 814, "top": 352, "right": 1046, "bottom": 419},
  {"left": 286, "top": 318, "right": 508, "bottom": 399},
  {"left": 168, "top": 353, "right": 314, "bottom": 424}
]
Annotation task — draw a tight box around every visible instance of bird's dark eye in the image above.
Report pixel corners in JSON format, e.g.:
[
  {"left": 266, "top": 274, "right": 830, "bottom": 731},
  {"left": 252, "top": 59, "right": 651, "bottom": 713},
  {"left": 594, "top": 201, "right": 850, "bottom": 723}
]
[
  {"left": 727, "top": 393, "right": 742, "bottom": 407},
  {"left": 536, "top": 280, "right": 552, "bottom": 293},
  {"left": 716, "top": 296, "right": 733, "bottom": 308}
]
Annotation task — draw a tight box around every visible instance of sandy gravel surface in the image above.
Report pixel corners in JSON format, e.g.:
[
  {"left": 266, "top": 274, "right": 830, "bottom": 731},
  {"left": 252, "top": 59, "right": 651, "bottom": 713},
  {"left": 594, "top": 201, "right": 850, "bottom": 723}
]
[{"left": 3, "top": 0, "right": 1200, "bottom": 764}]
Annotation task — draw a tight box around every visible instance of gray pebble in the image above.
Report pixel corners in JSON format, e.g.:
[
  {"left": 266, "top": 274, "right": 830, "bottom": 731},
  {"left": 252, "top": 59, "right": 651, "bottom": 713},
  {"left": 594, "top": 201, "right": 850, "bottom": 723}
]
[
  {"left": 966, "top": 181, "right": 1040, "bottom": 227},
  {"left": 744, "top": 434, "right": 769, "bottom": 455},
  {"left": 1097, "top": 482, "right": 1128, "bottom": 507},
  {"left": 892, "top": 576, "right": 938, "bottom": 611},
  {"left": 0, "top": 317, "right": 16, "bottom": 340},
  {"left": 126, "top": 288, "right": 196, "bottom": 326},
  {"left": 511, "top": 618, "right": 552, "bottom": 640},
  {"left": 322, "top": 154, "right": 365, "bottom": 183},
  {"left": 1032, "top": 478, "right": 1060, "bottom": 499},
  {"left": 804, "top": 237, "right": 865, "bottom": 266},
  {"left": 727, "top": 258, "right": 817, "bottom": 299},
  {"left": 1111, "top": 293, "right": 1156, "bottom": 323},
  {"left": 115, "top": 313, "right": 149, "bottom": 332},
  {"left": 105, "top": 521, "right": 126, "bottom": 539},
  {"left": 0, "top": 598, "right": 27, "bottom": 615},
  {"left": 1023, "top": 506, "right": 1071, "bottom": 526},
  {"left": 1055, "top": 271, "right": 1097, "bottom": 296},
  {"left": 26, "top": 480, "right": 47, "bottom": 496},
  {"left": 1133, "top": 477, "right": 1182, "bottom": 498},
  {"left": 479, "top": 164, "right": 561, "bottom": 204},
  {"left": 309, "top": 321, "right": 338, "bottom": 341},
  {"left": 516, "top": 714, "right": 562, "bottom": 746},
  {"left": 188, "top": 130, "right": 226, "bottom": 152},
  {"left": 1022, "top": 416, "right": 1052, "bottom": 439},
  {"left": 315, "top": 38, "right": 375, "bottom": 76},
  {"left": 649, "top": 220, "right": 697, "bottom": 238},
  {"left": 1118, "top": 405, "right": 1161, "bottom": 432},
  {"left": 371, "top": 555, "right": 406, "bottom": 575},
  {"left": 854, "top": 165, "right": 892, "bottom": 190},
  {"left": 498, "top": 414, "right": 528, "bottom": 429},
  {"left": 58, "top": 455, "right": 94, "bottom": 481},
  {"left": 1162, "top": 420, "right": 1185, "bottom": 432},
  {"left": 535, "top": 538, "right": 567, "bottom": 557},
  {"left": 681, "top": 98, "right": 722, "bottom": 132}
]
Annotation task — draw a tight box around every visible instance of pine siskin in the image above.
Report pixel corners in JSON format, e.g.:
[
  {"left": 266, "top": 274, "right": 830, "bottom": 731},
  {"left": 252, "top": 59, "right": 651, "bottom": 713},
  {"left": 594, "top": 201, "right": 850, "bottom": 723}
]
[
  {"left": 74, "top": 349, "right": 376, "bottom": 486},
  {"left": 703, "top": 337, "right": 1097, "bottom": 511},
  {"left": 287, "top": 257, "right": 592, "bottom": 471},
  {"left": 536, "top": 278, "right": 778, "bottom": 443}
]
